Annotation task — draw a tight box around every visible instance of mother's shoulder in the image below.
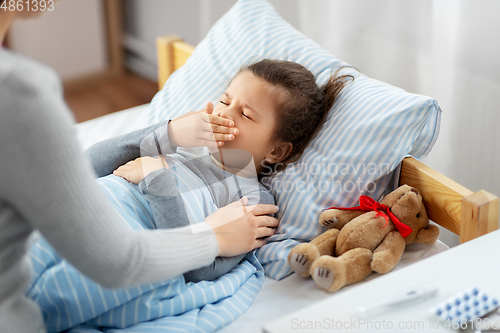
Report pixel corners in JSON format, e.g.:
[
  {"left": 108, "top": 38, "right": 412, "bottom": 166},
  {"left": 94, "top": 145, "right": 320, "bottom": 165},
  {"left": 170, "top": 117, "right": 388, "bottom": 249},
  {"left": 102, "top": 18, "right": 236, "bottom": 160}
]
[{"left": 0, "top": 49, "right": 61, "bottom": 96}]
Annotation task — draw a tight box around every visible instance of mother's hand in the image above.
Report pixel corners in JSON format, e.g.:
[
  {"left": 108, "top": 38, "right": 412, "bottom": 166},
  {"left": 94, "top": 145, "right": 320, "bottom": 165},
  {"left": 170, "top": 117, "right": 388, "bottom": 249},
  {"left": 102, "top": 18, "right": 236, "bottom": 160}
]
[{"left": 203, "top": 197, "right": 280, "bottom": 257}]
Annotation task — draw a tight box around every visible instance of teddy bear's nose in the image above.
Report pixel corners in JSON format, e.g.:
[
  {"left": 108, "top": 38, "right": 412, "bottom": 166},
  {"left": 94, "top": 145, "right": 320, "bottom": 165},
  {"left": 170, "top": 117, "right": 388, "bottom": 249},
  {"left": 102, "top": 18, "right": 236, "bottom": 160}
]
[{"left": 411, "top": 188, "right": 419, "bottom": 195}]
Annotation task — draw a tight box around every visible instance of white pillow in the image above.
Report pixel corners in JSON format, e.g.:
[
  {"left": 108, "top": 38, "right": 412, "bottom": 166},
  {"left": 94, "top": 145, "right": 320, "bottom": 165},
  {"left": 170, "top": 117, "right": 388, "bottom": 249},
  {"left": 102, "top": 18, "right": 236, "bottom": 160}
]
[{"left": 133, "top": 0, "right": 441, "bottom": 280}]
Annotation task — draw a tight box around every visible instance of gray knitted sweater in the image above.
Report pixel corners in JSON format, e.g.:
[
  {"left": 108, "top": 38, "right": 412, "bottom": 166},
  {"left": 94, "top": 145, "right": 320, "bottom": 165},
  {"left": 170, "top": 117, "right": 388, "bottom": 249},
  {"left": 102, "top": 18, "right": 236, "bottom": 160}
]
[{"left": 0, "top": 50, "right": 218, "bottom": 332}]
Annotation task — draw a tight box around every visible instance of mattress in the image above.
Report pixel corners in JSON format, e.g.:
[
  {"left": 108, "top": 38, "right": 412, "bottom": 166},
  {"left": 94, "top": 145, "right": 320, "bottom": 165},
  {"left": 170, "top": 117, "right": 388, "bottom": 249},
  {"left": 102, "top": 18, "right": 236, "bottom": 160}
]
[{"left": 75, "top": 105, "right": 450, "bottom": 333}]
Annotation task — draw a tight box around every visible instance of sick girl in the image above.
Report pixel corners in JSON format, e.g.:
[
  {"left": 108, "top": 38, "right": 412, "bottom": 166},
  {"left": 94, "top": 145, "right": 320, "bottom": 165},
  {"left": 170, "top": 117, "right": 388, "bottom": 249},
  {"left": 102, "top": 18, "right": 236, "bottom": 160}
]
[{"left": 86, "top": 59, "right": 354, "bottom": 282}]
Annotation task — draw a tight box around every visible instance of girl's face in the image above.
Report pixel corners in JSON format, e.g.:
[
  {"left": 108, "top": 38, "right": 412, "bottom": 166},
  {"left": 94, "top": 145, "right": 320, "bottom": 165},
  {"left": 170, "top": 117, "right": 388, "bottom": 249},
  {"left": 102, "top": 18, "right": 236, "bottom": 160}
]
[{"left": 213, "top": 71, "right": 289, "bottom": 175}]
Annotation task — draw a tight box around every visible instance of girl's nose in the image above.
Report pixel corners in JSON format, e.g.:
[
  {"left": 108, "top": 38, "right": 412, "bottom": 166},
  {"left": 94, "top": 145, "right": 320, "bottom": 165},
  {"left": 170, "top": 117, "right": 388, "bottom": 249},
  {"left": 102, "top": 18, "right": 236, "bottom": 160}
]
[{"left": 218, "top": 109, "right": 234, "bottom": 121}]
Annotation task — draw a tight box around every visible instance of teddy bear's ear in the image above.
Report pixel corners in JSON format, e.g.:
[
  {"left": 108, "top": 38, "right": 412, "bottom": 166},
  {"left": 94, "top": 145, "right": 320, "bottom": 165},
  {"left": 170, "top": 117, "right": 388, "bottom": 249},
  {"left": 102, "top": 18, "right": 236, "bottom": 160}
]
[{"left": 414, "top": 224, "right": 440, "bottom": 245}]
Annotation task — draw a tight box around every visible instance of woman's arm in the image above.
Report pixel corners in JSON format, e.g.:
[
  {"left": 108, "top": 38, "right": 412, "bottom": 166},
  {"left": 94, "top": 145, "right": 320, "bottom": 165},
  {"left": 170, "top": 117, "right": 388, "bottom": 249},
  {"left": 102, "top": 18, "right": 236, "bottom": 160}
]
[
  {"left": 0, "top": 68, "right": 218, "bottom": 288},
  {"left": 0, "top": 62, "right": 279, "bottom": 289}
]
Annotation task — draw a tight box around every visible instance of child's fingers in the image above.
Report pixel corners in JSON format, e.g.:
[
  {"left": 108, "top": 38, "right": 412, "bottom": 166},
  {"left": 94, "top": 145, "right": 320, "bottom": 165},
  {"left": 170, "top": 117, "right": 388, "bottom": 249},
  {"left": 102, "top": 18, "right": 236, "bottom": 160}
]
[
  {"left": 252, "top": 239, "right": 266, "bottom": 249},
  {"left": 205, "top": 102, "right": 214, "bottom": 114},
  {"left": 200, "top": 129, "right": 235, "bottom": 143},
  {"left": 245, "top": 204, "right": 280, "bottom": 217},
  {"left": 256, "top": 225, "right": 277, "bottom": 238},
  {"left": 202, "top": 111, "right": 238, "bottom": 136},
  {"left": 201, "top": 137, "right": 224, "bottom": 147},
  {"left": 207, "top": 113, "right": 234, "bottom": 128},
  {"left": 213, "top": 133, "right": 235, "bottom": 141},
  {"left": 209, "top": 123, "right": 238, "bottom": 136},
  {"left": 206, "top": 140, "right": 225, "bottom": 147},
  {"left": 114, "top": 165, "right": 125, "bottom": 174},
  {"left": 199, "top": 132, "right": 227, "bottom": 147},
  {"left": 113, "top": 166, "right": 128, "bottom": 179}
]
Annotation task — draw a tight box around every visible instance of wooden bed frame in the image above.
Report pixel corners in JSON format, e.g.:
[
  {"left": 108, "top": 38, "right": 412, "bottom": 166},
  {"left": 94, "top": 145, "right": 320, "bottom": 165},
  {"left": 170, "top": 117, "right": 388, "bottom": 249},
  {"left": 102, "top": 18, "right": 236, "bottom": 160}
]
[{"left": 156, "top": 35, "right": 499, "bottom": 244}]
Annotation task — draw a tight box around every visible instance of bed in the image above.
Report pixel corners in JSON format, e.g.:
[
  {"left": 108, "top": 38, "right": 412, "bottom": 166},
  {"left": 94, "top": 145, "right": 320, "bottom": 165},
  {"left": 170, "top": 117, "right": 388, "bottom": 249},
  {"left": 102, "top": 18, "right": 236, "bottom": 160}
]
[{"left": 66, "top": 0, "right": 497, "bottom": 332}]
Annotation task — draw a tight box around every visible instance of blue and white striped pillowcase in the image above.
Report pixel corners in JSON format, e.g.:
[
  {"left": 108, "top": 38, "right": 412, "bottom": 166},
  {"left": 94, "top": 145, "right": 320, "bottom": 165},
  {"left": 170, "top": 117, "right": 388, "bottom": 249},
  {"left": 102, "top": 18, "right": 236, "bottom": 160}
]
[{"left": 133, "top": 0, "right": 441, "bottom": 280}]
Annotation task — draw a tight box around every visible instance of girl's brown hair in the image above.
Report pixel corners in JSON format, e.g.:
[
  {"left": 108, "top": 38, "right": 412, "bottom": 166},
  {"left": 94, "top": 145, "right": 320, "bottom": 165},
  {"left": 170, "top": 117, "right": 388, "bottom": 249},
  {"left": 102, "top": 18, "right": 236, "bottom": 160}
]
[{"left": 241, "top": 59, "right": 354, "bottom": 175}]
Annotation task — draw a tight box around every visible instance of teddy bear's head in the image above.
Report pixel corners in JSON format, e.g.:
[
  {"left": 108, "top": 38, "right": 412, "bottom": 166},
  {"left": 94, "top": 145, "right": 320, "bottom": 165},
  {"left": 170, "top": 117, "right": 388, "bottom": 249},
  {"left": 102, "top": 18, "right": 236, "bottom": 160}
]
[{"left": 380, "top": 185, "right": 440, "bottom": 245}]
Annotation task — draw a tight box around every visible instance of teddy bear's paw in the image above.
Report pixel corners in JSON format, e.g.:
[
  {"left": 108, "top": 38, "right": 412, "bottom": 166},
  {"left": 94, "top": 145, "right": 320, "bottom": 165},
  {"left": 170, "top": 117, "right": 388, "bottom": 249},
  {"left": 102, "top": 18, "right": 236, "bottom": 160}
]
[
  {"left": 288, "top": 253, "right": 310, "bottom": 275},
  {"left": 310, "top": 256, "right": 345, "bottom": 292},
  {"left": 318, "top": 211, "right": 340, "bottom": 229},
  {"left": 322, "top": 217, "right": 339, "bottom": 228},
  {"left": 287, "top": 243, "right": 320, "bottom": 277},
  {"left": 312, "top": 266, "right": 335, "bottom": 290}
]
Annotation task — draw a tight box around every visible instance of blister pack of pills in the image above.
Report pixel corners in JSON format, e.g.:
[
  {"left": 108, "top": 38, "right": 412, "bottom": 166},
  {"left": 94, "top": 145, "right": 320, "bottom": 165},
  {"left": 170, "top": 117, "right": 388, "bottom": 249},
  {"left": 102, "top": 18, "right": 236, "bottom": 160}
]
[{"left": 430, "top": 287, "right": 499, "bottom": 324}]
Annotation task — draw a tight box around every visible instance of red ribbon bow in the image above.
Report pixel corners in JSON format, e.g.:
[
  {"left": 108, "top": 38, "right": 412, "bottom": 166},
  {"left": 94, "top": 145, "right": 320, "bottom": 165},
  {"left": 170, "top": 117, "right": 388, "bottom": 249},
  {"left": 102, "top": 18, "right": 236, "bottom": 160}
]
[{"left": 325, "top": 195, "right": 413, "bottom": 238}]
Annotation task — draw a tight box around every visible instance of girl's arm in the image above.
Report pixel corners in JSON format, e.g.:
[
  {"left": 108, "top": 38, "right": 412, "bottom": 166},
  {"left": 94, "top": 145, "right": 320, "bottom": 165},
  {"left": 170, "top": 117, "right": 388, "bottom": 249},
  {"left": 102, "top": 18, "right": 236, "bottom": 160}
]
[
  {"left": 85, "top": 120, "right": 174, "bottom": 178},
  {"left": 137, "top": 168, "right": 192, "bottom": 229},
  {"left": 183, "top": 254, "right": 246, "bottom": 283},
  {"left": 114, "top": 161, "right": 277, "bottom": 283},
  {"left": 85, "top": 103, "right": 237, "bottom": 178},
  {"left": 138, "top": 169, "right": 248, "bottom": 283}
]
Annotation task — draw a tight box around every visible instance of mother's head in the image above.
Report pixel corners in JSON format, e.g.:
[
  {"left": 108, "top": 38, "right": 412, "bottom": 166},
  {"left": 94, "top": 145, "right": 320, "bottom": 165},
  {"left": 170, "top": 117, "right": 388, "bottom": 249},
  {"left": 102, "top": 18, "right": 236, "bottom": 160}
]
[{"left": 0, "top": 0, "right": 50, "bottom": 42}]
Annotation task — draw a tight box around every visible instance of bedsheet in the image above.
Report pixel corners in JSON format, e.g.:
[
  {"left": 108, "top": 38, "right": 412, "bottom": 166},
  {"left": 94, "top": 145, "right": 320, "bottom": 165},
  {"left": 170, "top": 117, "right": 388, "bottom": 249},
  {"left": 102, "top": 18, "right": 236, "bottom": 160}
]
[
  {"left": 26, "top": 174, "right": 265, "bottom": 333},
  {"left": 219, "top": 240, "right": 449, "bottom": 333},
  {"left": 73, "top": 106, "right": 450, "bottom": 332},
  {"left": 75, "top": 104, "right": 149, "bottom": 151}
]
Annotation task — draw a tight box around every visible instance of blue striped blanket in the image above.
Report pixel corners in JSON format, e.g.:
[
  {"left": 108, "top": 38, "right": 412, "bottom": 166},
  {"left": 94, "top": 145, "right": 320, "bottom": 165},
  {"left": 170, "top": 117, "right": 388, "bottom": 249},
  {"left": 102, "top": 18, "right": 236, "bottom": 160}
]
[{"left": 26, "top": 175, "right": 265, "bottom": 332}]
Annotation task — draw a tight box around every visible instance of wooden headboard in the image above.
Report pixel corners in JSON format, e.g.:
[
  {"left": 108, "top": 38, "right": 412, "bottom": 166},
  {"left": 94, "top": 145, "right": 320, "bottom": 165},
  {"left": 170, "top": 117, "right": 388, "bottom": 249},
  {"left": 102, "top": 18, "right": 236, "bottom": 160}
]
[
  {"left": 400, "top": 157, "right": 498, "bottom": 243},
  {"left": 156, "top": 35, "right": 499, "bottom": 244},
  {"left": 156, "top": 35, "right": 195, "bottom": 91}
]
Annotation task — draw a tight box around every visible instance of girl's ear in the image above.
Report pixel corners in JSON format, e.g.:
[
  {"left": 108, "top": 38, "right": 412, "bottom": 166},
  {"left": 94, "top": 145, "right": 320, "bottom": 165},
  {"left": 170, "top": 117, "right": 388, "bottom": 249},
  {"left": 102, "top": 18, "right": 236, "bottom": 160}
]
[{"left": 265, "top": 142, "right": 293, "bottom": 164}]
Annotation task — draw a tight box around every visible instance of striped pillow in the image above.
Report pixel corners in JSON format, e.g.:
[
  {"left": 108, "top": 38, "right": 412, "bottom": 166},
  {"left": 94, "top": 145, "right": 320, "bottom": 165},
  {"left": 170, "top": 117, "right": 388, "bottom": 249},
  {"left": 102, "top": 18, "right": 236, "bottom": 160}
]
[{"left": 133, "top": 0, "right": 441, "bottom": 280}]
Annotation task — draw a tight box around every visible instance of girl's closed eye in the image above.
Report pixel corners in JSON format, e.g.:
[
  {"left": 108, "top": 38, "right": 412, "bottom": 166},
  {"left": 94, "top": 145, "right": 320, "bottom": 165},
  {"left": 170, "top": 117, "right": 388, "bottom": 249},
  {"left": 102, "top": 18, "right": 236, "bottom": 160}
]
[
  {"left": 219, "top": 100, "right": 251, "bottom": 120},
  {"left": 241, "top": 111, "right": 252, "bottom": 120}
]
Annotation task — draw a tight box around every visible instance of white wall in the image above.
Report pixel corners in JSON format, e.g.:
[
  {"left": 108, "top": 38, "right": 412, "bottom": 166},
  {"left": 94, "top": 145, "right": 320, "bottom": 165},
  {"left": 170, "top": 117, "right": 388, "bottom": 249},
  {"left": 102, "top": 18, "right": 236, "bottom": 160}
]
[
  {"left": 9, "top": 0, "right": 108, "bottom": 80},
  {"left": 123, "top": 0, "right": 299, "bottom": 81}
]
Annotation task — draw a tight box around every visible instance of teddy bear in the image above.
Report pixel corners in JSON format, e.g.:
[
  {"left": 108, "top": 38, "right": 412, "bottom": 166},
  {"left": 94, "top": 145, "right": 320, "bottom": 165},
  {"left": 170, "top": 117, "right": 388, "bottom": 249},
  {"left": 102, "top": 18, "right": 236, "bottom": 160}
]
[{"left": 287, "top": 185, "right": 440, "bottom": 292}]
